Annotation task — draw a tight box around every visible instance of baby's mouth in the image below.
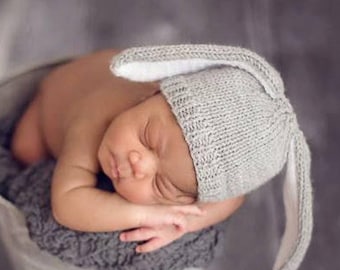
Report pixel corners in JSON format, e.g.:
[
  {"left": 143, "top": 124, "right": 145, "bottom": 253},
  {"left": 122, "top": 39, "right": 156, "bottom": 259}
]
[
  {"left": 109, "top": 154, "right": 120, "bottom": 180},
  {"left": 109, "top": 153, "right": 137, "bottom": 181}
]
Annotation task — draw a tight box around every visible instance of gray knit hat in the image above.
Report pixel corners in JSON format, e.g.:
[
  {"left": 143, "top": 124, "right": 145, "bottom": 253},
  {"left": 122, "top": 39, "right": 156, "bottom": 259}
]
[{"left": 110, "top": 44, "right": 313, "bottom": 270}]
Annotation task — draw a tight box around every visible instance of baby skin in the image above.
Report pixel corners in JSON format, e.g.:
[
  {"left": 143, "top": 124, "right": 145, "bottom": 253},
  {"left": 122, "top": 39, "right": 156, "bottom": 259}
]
[{"left": 11, "top": 49, "right": 244, "bottom": 253}]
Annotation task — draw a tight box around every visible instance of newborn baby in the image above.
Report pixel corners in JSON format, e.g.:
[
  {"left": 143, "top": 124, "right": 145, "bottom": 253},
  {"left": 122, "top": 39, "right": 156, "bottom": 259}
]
[
  {"left": 11, "top": 49, "right": 244, "bottom": 253},
  {"left": 11, "top": 44, "right": 312, "bottom": 270}
]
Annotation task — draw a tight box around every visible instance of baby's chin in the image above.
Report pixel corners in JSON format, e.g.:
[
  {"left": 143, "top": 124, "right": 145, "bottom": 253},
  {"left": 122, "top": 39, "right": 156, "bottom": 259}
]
[{"left": 113, "top": 184, "right": 158, "bottom": 205}]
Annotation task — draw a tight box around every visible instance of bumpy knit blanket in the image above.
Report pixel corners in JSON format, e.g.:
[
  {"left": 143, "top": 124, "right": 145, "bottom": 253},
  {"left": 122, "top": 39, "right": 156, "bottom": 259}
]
[{"left": 0, "top": 63, "right": 226, "bottom": 270}]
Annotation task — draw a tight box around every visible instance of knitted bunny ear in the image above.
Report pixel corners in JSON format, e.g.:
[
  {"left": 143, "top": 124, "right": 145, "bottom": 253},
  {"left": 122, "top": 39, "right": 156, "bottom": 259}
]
[
  {"left": 274, "top": 130, "right": 313, "bottom": 270},
  {"left": 111, "top": 44, "right": 284, "bottom": 99}
]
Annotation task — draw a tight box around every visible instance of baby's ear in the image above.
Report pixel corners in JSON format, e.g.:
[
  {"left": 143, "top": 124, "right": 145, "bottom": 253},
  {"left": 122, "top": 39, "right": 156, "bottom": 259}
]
[{"left": 110, "top": 44, "right": 284, "bottom": 99}]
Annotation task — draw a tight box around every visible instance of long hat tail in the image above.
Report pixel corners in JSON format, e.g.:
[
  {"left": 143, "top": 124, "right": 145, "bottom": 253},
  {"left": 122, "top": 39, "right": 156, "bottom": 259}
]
[{"left": 274, "top": 130, "right": 313, "bottom": 270}]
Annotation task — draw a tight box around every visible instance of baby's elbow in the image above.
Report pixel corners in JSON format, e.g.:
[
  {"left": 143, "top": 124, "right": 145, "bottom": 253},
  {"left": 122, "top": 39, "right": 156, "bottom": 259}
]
[
  {"left": 51, "top": 199, "right": 67, "bottom": 227},
  {"left": 51, "top": 189, "right": 88, "bottom": 231},
  {"left": 51, "top": 196, "right": 76, "bottom": 230}
]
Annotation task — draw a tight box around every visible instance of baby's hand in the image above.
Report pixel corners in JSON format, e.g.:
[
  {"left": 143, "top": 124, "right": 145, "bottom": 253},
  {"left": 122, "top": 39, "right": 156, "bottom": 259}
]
[
  {"left": 124, "top": 204, "right": 204, "bottom": 253},
  {"left": 120, "top": 224, "right": 186, "bottom": 253}
]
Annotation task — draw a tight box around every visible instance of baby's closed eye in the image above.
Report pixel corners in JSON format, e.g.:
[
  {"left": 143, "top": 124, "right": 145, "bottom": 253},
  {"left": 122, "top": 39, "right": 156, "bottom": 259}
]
[{"left": 141, "top": 119, "right": 161, "bottom": 153}]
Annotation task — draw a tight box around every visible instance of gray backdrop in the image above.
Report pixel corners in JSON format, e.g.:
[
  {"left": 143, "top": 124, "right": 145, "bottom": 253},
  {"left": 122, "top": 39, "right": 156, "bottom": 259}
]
[{"left": 0, "top": 0, "right": 339, "bottom": 269}]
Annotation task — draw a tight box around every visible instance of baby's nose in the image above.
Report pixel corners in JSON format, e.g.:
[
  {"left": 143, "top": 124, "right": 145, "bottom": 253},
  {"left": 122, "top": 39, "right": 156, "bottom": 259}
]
[{"left": 128, "top": 150, "right": 157, "bottom": 179}]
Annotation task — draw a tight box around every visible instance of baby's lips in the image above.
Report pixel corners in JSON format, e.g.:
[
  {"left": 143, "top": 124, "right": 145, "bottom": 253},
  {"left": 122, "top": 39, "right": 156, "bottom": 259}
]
[{"left": 110, "top": 154, "right": 119, "bottom": 179}]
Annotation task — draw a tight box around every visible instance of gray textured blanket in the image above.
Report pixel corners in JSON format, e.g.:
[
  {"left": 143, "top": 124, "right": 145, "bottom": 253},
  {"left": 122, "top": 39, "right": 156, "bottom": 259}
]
[{"left": 0, "top": 63, "right": 226, "bottom": 270}]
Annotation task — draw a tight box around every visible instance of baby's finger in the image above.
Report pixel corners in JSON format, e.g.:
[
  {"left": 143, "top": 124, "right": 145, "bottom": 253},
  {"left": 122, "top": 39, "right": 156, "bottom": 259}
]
[
  {"left": 136, "top": 237, "right": 167, "bottom": 253},
  {"left": 120, "top": 228, "right": 156, "bottom": 242}
]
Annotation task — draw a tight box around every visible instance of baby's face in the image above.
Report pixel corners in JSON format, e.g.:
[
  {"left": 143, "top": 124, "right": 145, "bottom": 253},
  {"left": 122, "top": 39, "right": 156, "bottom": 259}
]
[{"left": 98, "top": 93, "right": 197, "bottom": 205}]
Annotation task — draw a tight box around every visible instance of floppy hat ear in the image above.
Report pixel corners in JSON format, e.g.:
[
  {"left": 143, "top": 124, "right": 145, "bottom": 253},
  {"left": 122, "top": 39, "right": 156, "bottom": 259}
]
[
  {"left": 111, "top": 44, "right": 284, "bottom": 99},
  {"left": 274, "top": 130, "right": 313, "bottom": 270}
]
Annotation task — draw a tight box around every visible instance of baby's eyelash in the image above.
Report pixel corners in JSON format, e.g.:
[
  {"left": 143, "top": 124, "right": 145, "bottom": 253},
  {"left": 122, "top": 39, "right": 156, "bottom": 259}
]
[{"left": 142, "top": 121, "right": 151, "bottom": 148}]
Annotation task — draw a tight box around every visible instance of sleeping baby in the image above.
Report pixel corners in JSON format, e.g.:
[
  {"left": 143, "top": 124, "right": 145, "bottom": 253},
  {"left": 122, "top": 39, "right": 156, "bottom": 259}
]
[
  {"left": 11, "top": 48, "right": 244, "bottom": 253},
  {"left": 11, "top": 44, "right": 312, "bottom": 270}
]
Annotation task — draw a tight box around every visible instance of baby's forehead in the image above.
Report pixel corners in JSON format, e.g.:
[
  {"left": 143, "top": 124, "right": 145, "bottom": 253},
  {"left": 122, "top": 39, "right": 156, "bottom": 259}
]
[{"left": 142, "top": 92, "right": 179, "bottom": 122}]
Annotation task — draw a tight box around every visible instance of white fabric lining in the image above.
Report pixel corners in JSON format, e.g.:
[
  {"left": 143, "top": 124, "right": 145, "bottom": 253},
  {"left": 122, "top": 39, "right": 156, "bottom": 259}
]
[
  {"left": 111, "top": 59, "right": 226, "bottom": 81},
  {"left": 274, "top": 139, "right": 299, "bottom": 270},
  {"left": 111, "top": 59, "right": 277, "bottom": 98}
]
